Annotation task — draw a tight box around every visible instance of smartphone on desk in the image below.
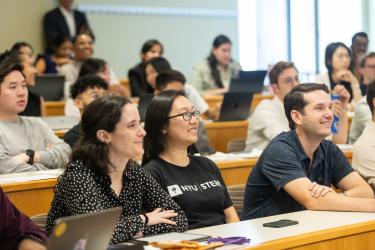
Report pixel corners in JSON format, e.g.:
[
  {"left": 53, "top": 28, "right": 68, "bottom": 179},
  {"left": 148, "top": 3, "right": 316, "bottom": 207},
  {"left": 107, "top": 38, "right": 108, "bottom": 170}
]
[{"left": 263, "top": 219, "right": 299, "bottom": 228}]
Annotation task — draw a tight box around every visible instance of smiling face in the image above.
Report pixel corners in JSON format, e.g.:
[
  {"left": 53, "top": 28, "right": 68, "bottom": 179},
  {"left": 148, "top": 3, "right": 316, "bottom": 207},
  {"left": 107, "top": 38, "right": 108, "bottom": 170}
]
[
  {"left": 106, "top": 104, "right": 146, "bottom": 159},
  {"left": 164, "top": 95, "right": 199, "bottom": 148},
  {"left": 295, "top": 90, "right": 333, "bottom": 138},
  {"left": 0, "top": 70, "right": 28, "bottom": 118},
  {"left": 272, "top": 67, "right": 300, "bottom": 102},
  {"left": 74, "top": 34, "right": 93, "bottom": 61}
]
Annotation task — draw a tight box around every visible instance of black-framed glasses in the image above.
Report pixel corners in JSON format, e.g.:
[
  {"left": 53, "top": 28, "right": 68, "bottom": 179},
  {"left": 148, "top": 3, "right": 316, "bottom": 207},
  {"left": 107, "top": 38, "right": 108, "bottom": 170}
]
[{"left": 167, "top": 110, "right": 200, "bottom": 121}]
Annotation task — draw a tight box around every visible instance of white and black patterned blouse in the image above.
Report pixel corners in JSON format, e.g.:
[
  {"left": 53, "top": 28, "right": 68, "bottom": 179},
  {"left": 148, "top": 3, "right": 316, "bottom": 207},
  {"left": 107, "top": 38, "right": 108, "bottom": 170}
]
[{"left": 46, "top": 159, "right": 188, "bottom": 244}]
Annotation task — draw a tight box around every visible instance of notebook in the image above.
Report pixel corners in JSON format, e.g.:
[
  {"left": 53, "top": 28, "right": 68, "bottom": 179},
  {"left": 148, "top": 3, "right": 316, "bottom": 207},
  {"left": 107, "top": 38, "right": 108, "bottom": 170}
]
[
  {"left": 229, "top": 70, "right": 267, "bottom": 93},
  {"left": 217, "top": 92, "right": 253, "bottom": 121},
  {"left": 47, "top": 207, "right": 122, "bottom": 250},
  {"left": 30, "top": 74, "right": 65, "bottom": 101},
  {"left": 41, "top": 116, "right": 80, "bottom": 130}
]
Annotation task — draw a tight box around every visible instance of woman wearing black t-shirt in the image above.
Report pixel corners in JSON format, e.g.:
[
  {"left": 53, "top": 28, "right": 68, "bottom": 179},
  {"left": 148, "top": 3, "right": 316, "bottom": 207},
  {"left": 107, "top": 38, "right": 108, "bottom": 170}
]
[{"left": 142, "top": 90, "right": 239, "bottom": 229}]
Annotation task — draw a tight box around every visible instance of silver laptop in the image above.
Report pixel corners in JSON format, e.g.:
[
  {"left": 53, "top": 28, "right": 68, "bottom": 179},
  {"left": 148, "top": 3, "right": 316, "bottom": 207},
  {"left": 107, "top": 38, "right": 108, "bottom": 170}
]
[
  {"left": 41, "top": 116, "right": 80, "bottom": 130},
  {"left": 47, "top": 207, "right": 122, "bottom": 250}
]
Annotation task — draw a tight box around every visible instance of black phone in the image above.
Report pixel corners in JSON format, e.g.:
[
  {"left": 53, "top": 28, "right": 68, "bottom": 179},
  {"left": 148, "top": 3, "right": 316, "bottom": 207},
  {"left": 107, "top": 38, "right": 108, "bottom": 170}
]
[{"left": 263, "top": 219, "right": 299, "bottom": 228}]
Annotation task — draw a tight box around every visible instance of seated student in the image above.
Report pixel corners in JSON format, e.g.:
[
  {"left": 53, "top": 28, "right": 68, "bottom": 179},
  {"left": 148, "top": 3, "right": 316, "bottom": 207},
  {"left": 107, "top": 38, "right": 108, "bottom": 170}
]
[
  {"left": 242, "top": 83, "right": 375, "bottom": 220},
  {"left": 351, "top": 32, "right": 369, "bottom": 82},
  {"left": 128, "top": 39, "right": 163, "bottom": 97},
  {"left": 35, "top": 35, "right": 73, "bottom": 74},
  {"left": 47, "top": 96, "right": 188, "bottom": 244},
  {"left": 8, "top": 44, "right": 44, "bottom": 116},
  {"left": 154, "top": 70, "right": 215, "bottom": 155},
  {"left": 142, "top": 90, "right": 239, "bottom": 229},
  {"left": 349, "top": 52, "right": 375, "bottom": 144},
  {"left": 0, "top": 59, "right": 70, "bottom": 174},
  {"left": 245, "top": 61, "right": 348, "bottom": 152},
  {"left": 353, "top": 80, "right": 375, "bottom": 190},
  {"left": 190, "top": 34, "right": 241, "bottom": 95},
  {"left": 316, "top": 42, "right": 362, "bottom": 104},
  {"left": 65, "top": 58, "right": 128, "bottom": 117},
  {"left": 0, "top": 187, "right": 48, "bottom": 250},
  {"left": 63, "top": 74, "right": 108, "bottom": 148},
  {"left": 145, "top": 56, "right": 171, "bottom": 91}
]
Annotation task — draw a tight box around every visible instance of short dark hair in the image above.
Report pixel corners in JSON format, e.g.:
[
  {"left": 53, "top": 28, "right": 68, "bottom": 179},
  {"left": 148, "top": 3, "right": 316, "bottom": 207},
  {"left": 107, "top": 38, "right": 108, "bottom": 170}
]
[
  {"left": 141, "top": 39, "right": 163, "bottom": 55},
  {"left": 269, "top": 61, "right": 298, "bottom": 84},
  {"left": 366, "top": 80, "right": 375, "bottom": 114},
  {"left": 142, "top": 90, "right": 186, "bottom": 165},
  {"left": 53, "top": 35, "right": 72, "bottom": 50},
  {"left": 144, "top": 57, "right": 171, "bottom": 73},
  {"left": 155, "top": 70, "right": 186, "bottom": 91},
  {"left": 360, "top": 52, "right": 375, "bottom": 68},
  {"left": 78, "top": 58, "right": 107, "bottom": 77},
  {"left": 284, "top": 83, "right": 329, "bottom": 129},
  {"left": 352, "top": 32, "right": 368, "bottom": 44},
  {"left": 0, "top": 51, "right": 24, "bottom": 86},
  {"left": 70, "top": 74, "right": 108, "bottom": 99},
  {"left": 71, "top": 96, "right": 131, "bottom": 175}
]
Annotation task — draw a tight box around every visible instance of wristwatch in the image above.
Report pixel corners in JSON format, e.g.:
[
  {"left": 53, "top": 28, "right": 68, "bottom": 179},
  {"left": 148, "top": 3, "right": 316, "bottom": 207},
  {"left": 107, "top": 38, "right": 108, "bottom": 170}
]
[{"left": 25, "top": 149, "right": 35, "bottom": 165}]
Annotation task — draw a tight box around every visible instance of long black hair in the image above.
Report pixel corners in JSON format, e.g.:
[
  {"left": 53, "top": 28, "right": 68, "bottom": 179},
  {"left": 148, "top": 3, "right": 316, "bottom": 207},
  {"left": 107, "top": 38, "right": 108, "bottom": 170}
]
[
  {"left": 207, "top": 35, "right": 232, "bottom": 88},
  {"left": 71, "top": 95, "right": 131, "bottom": 175},
  {"left": 142, "top": 90, "right": 186, "bottom": 165},
  {"left": 324, "top": 42, "right": 354, "bottom": 85}
]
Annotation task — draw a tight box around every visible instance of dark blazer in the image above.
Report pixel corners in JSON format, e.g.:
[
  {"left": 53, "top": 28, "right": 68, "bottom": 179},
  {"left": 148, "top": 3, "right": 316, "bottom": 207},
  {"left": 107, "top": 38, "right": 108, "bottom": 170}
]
[
  {"left": 128, "top": 63, "right": 154, "bottom": 97},
  {"left": 43, "top": 7, "right": 92, "bottom": 53}
]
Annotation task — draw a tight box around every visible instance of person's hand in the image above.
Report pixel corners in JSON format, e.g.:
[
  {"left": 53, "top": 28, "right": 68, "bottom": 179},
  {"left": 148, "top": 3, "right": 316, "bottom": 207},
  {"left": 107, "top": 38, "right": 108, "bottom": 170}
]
[
  {"left": 18, "top": 238, "right": 46, "bottom": 250},
  {"left": 12, "top": 153, "right": 29, "bottom": 164},
  {"left": 308, "top": 182, "right": 334, "bottom": 198},
  {"left": 144, "top": 208, "right": 178, "bottom": 226},
  {"left": 336, "top": 69, "right": 353, "bottom": 83},
  {"left": 332, "top": 84, "right": 350, "bottom": 107},
  {"left": 45, "top": 143, "right": 53, "bottom": 150}
]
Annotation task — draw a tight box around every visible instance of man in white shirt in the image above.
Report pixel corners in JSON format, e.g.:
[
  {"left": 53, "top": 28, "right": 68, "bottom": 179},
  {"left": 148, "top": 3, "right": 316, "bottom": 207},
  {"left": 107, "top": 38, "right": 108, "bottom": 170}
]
[
  {"left": 245, "top": 61, "right": 348, "bottom": 152},
  {"left": 353, "top": 80, "right": 375, "bottom": 191},
  {"left": 349, "top": 52, "right": 375, "bottom": 144},
  {"left": 43, "top": 0, "right": 92, "bottom": 53}
]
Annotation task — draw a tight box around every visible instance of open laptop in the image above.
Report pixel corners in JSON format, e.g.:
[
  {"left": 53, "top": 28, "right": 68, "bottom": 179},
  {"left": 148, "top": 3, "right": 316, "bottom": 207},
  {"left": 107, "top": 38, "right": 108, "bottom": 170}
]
[
  {"left": 217, "top": 92, "right": 253, "bottom": 121},
  {"left": 47, "top": 207, "right": 122, "bottom": 250},
  {"left": 229, "top": 70, "right": 267, "bottom": 93},
  {"left": 138, "top": 93, "right": 154, "bottom": 122},
  {"left": 29, "top": 74, "right": 65, "bottom": 101},
  {"left": 41, "top": 116, "right": 80, "bottom": 130}
]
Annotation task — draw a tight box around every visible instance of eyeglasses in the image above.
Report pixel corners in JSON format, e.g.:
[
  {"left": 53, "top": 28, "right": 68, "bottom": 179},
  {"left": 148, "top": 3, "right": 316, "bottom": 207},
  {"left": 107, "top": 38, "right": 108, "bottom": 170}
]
[{"left": 167, "top": 110, "right": 200, "bottom": 121}]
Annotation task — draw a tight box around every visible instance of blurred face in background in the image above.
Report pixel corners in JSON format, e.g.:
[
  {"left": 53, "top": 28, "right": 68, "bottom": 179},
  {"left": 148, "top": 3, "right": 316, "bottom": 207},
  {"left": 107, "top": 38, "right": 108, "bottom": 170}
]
[
  {"left": 74, "top": 34, "right": 93, "bottom": 61},
  {"left": 55, "top": 40, "right": 73, "bottom": 58},
  {"left": 331, "top": 46, "right": 351, "bottom": 71},
  {"left": 213, "top": 42, "right": 232, "bottom": 66},
  {"left": 21, "top": 55, "right": 38, "bottom": 87},
  {"left": 145, "top": 64, "right": 157, "bottom": 89},
  {"left": 142, "top": 44, "right": 162, "bottom": 62}
]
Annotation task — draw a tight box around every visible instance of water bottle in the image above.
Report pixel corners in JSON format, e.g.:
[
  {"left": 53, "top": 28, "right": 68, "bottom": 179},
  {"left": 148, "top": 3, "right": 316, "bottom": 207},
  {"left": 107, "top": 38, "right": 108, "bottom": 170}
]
[{"left": 331, "top": 95, "right": 340, "bottom": 134}]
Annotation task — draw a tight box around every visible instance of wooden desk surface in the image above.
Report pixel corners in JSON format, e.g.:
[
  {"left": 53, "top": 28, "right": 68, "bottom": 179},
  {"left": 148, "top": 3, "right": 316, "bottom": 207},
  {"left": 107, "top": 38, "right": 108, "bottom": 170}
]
[{"left": 189, "top": 210, "right": 375, "bottom": 249}]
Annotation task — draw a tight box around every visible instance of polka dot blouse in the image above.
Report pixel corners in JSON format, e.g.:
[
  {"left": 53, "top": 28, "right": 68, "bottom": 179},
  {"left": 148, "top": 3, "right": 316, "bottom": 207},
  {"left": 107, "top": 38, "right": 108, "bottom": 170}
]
[{"left": 46, "top": 159, "right": 188, "bottom": 244}]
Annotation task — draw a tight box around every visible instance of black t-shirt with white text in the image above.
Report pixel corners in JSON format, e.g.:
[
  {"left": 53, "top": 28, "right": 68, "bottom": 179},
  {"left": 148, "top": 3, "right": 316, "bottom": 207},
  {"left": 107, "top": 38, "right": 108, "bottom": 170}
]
[{"left": 143, "top": 156, "right": 232, "bottom": 230}]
